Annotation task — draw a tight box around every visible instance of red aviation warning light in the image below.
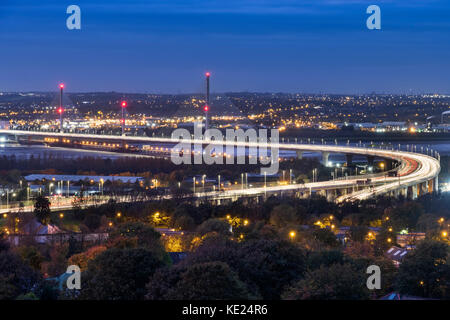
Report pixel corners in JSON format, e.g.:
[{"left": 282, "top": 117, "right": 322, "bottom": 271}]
[
  {"left": 121, "top": 101, "right": 127, "bottom": 108},
  {"left": 57, "top": 107, "right": 63, "bottom": 114},
  {"left": 204, "top": 105, "right": 209, "bottom": 112},
  {"left": 59, "top": 83, "right": 65, "bottom": 89},
  {"left": 205, "top": 72, "right": 210, "bottom": 77}
]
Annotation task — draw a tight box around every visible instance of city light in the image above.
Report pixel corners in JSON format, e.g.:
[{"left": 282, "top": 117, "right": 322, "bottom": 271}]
[{"left": 0, "top": 2, "right": 449, "bottom": 304}]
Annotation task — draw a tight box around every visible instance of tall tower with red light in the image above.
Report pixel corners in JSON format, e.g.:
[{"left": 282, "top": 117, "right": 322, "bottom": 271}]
[
  {"left": 121, "top": 100, "right": 127, "bottom": 136},
  {"left": 204, "top": 72, "right": 210, "bottom": 132},
  {"left": 58, "top": 83, "right": 64, "bottom": 132}
]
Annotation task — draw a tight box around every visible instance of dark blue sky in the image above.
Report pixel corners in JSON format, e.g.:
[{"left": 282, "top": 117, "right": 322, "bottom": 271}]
[{"left": 1, "top": 0, "right": 450, "bottom": 93}]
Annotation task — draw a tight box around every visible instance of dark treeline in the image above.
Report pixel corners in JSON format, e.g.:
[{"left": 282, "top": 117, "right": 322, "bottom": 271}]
[{"left": 0, "top": 154, "right": 322, "bottom": 181}]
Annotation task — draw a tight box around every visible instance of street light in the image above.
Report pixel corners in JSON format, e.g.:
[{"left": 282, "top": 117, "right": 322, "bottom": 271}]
[
  {"left": 204, "top": 72, "right": 210, "bottom": 131},
  {"left": 58, "top": 83, "right": 64, "bottom": 132},
  {"left": 121, "top": 101, "right": 127, "bottom": 136},
  {"left": 289, "top": 231, "right": 296, "bottom": 240}
]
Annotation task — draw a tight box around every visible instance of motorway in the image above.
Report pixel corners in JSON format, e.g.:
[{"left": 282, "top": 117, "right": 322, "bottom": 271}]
[{"left": 0, "top": 129, "right": 441, "bottom": 204}]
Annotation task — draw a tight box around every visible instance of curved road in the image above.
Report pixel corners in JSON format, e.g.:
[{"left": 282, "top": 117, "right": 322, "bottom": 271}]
[{"left": 0, "top": 129, "right": 441, "bottom": 203}]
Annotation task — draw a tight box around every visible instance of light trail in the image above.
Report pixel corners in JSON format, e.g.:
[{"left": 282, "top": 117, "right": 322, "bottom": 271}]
[{"left": 0, "top": 129, "right": 441, "bottom": 203}]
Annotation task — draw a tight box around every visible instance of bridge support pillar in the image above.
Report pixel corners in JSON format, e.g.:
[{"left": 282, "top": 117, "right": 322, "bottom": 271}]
[
  {"left": 435, "top": 176, "right": 439, "bottom": 192},
  {"left": 417, "top": 183, "right": 426, "bottom": 197},
  {"left": 322, "top": 152, "right": 330, "bottom": 166},
  {"left": 412, "top": 185, "right": 418, "bottom": 199},
  {"left": 401, "top": 187, "right": 408, "bottom": 198},
  {"left": 326, "top": 189, "right": 335, "bottom": 202},
  {"left": 407, "top": 186, "right": 413, "bottom": 199},
  {"left": 318, "top": 189, "right": 326, "bottom": 198},
  {"left": 386, "top": 160, "right": 394, "bottom": 171},
  {"left": 346, "top": 154, "right": 353, "bottom": 166},
  {"left": 367, "top": 156, "right": 375, "bottom": 167},
  {"left": 428, "top": 179, "right": 434, "bottom": 193},
  {"left": 421, "top": 182, "right": 428, "bottom": 195},
  {"left": 296, "top": 150, "right": 303, "bottom": 159}
]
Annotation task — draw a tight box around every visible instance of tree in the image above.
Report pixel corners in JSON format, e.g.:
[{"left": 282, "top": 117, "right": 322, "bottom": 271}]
[
  {"left": 349, "top": 226, "right": 369, "bottom": 243},
  {"left": 34, "top": 195, "right": 51, "bottom": 225},
  {"left": 79, "top": 248, "right": 166, "bottom": 300},
  {"left": 0, "top": 251, "right": 41, "bottom": 300},
  {"left": 282, "top": 263, "right": 370, "bottom": 300},
  {"left": 67, "top": 245, "right": 107, "bottom": 271},
  {"left": 312, "top": 228, "right": 340, "bottom": 248},
  {"left": 395, "top": 240, "right": 450, "bottom": 299},
  {"left": 269, "top": 204, "right": 298, "bottom": 228},
  {"left": 173, "top": 214, "right": 196, "bottom": 231},
  {"left": 236, "top": 239, "right": 306, "bottom": 299},
  {"left": 15, "top": 246, "right": 44, "bottom": 271},
  {"left": 147, "top": 262, "right": 251, "bottom": 300},
  {"left": 186, "top": 237, "right": 306, "bottom": 299},
  {"left": 307, "top": 250, "right": 345, "bottom": 270},
  {"left": 196, "top": 218, "right": 230, "bottom": 236},
  {"left": 42, "top": 243, "right": 69, "bottom": 277},
  {"left": 83, "top": 214, "right": 101, "bottom": 231},
  {"left": 0, "top": 232, "right": 10, "bottom": 253},
  {"left": 390, "top": 202, "right": 424, "bottom": 231},
  {"left": 110, "top": 221, "right": 169, "bottom": 263}
]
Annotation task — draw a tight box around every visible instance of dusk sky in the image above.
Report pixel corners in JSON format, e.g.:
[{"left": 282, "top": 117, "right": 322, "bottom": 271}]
[{"left": 1, "top": 0, "right": 450, "bottom": 93}]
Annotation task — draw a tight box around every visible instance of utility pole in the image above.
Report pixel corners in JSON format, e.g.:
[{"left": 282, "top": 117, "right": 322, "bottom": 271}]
[
  {"left": 204, "top": 72, "right": 210, "bottom": 132},
  {"left": 58, "top": 83, "right": 64, "bottom": 132}
]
